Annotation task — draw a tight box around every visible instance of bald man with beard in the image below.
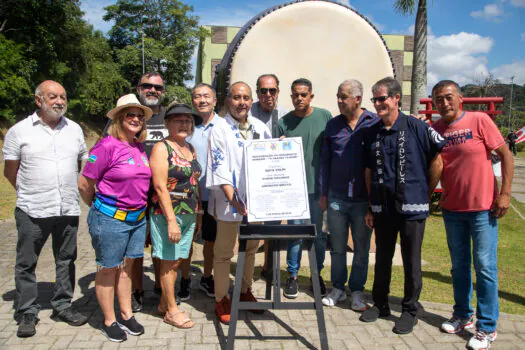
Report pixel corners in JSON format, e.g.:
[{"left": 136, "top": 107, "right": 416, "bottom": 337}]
[{"left": 3, "top": 80, "right": 89, "bottom": 337}]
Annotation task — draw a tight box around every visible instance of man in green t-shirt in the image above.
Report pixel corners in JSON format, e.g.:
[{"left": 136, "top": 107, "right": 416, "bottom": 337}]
[{"left": 278, "top": 78, "right": 332, "bottom": 299}]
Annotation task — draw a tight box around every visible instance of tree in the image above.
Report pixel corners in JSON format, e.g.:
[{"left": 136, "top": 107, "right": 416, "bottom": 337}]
[
  {"left": 0, "top": 34, "right": 34, "bottom": 121},
  {"left": 103, "top": 0, "right": 209, "bottom": 86},
  {"left": 395, "top": 0, "right": 427, "bottom": 115}
]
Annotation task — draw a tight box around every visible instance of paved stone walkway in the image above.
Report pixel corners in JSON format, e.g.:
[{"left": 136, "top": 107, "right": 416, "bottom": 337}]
[{"left": 0, "top": 203, "right": 524, "bottom": 350}]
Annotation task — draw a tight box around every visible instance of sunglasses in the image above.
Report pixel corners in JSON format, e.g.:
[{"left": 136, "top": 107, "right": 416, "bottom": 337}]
[
  {"left": 125, "top": 112, "right": 145, "bottom": 121},
  {"left": 370, "top": 95, "right": 390, "bottom": 104},
  {"left": 259, "top": 88, "right": 278, "bottom": 96},
  {"left": 139, "top": 83, "right": 165, "bottom": 92}
]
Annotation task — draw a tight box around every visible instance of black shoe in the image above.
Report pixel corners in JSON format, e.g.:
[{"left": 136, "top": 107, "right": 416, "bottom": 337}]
[
  {"left": 284, "top": 277, "right": 299, "bottom": 299},
  {"left": 101, "top": 322, "right": 127, "bottom": 342},
  {"left": 51, "top": 307, "right": 89, "bottom": 326},
  {"left": 131, "top": 290, "right": 144, "bottom": 313},
  {"left": 177, "top": 277, "right": 191, "bottom": 301},
  {"left": 359, "top": 305, "right": 391, "bottom": 323},
  {"left": 17, "top": 313, "right": 38, "bottom": 338},
  {"left": 199, "top": 275, "right": 215, "bottom": 298},
  {"left": 393, "top": 311, "right": 418, "bottom": 334},
  {"left": 119, "top": 316, "right": 144, "bottom": 336}
]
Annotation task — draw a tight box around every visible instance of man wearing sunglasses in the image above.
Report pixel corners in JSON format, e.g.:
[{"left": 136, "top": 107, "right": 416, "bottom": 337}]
[
  {"left": 360, "top": 77, "right": 445, "bottom": 335},
  {"left": 250, "top": 74, "right": 289, "bottom": 280},
  {"left": 251, "top": 74, "right": 288, "bottom": 138}
]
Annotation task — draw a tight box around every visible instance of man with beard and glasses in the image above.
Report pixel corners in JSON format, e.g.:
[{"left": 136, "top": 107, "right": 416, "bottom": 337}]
[
  {"left": 176, "top": 83, "right": 219, "bottom": 301},
  {"left": 3, "top": 80, "right": 89, "bottom": 337},
  {"left": 99, "top": 72, "right": 167, "bottom": 312},
  {"left": 207, "top": 81, "right": 271, "bottom": 325}
]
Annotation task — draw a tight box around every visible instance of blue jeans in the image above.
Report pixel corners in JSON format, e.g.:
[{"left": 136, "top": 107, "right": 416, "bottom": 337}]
[
  {"left": 442, "top": 209, "right": 499, "bottom": 332},
  {"left": 286, "top": 194, "right": 327, "bottom": 277},
  {"left": 327, "top": 198, "right": 371, "bottom": 291}
]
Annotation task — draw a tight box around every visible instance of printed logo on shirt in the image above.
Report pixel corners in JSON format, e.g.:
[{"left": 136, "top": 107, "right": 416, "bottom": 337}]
[
  {"left": 88, "top": 155, "right": 97, "bottom": 163},
  {"left": 128, "top": 157, "right": 135, "bottom": 165},
  {"left": 141, "top": 155, "right": 150, "bottom": 167},
  {"left": 443, "top": 128, "right": 473, "bottom": 148}
]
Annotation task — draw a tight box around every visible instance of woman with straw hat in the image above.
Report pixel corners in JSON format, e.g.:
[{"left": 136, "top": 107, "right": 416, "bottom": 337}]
[
  {"left": 149, "top": 102, "right": 202, "bottom": 329},
  {"left": 78, "top": 94, "right": 153, "bottom": 342}
]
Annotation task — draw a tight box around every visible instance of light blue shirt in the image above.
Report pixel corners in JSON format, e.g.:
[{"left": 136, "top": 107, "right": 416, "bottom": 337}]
[{"left": 187, "top": 114, "right": 217, "bottom": 201}]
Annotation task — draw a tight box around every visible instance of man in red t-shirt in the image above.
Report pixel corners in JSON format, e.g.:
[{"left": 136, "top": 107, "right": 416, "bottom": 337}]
[{"left": 431, "top": 80, "right": 514, "bottom": 350}]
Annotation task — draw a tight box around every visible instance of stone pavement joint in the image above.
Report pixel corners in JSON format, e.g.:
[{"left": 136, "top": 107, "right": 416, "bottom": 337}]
[{"left": 0, "top": 202, "right": 524, "bottom": 349}]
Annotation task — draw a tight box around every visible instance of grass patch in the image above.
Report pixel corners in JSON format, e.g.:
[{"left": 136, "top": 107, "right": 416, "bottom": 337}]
[
  {"left": 0, "top": 163, "right": 17, "bottom": 220},
  {"left": 315, "top": 199, "right": 525, "bottom": 315}
]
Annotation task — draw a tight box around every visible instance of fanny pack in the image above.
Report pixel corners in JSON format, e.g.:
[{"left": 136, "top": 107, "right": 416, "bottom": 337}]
[{"left": 93, "top": 197, "right": 146, "bottom": 222}]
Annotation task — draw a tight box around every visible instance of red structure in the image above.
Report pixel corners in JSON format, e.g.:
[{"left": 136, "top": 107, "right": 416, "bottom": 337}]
[{"left": 419, "top": 97, "right": 504, "bottom": 121}]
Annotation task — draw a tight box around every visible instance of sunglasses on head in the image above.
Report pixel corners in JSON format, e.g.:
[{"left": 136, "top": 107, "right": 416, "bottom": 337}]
[
  {"left": 259, "top": 88, "right": 278, "bottom": 96},
  {"left": 139, "top": 83, "right": 165, "bottom": 92},
  {"left": 370, "top": 95, "right": 390, "bottom": 104},
  {"left": 125, "top": 112, "right": 145, "bottom": 121}
]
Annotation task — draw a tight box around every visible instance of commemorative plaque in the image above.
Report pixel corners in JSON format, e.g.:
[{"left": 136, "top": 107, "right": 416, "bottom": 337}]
[{"left": 243, "top": 137, "right": 310, "bottom": 222}]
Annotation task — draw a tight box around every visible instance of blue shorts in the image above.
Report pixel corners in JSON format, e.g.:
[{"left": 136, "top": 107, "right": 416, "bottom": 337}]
[{"left": 87, "top": 207, "right": 146, "bottom": 268}]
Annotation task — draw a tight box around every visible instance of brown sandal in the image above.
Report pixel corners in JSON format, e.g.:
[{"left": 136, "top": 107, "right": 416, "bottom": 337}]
[{"left": 164, "top": 310, "right": 194, "bottom": 329}]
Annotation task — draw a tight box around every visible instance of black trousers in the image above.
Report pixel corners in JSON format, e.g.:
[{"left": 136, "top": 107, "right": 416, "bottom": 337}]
[
  {"left": 372, "top": 213, "right": 425, "bottom": 315},
  {"left": 14, "top": 207, "right": 79, "bottom": 320}
]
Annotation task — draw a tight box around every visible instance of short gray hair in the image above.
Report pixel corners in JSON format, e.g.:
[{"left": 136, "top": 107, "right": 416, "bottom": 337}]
[
  {"left": 371, "top": 77, "right": 402, "bottom": 98},
  {"left": 227, "top": 81, "right": 252, "bottom": 98},
  {"left": 338, "top": 79, "right": 363, "bottom": 97}
]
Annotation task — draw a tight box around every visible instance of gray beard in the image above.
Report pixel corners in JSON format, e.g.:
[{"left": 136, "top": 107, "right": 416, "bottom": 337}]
[
  {"left": 139, "top": 95, "right": 161, "bottom": 107},
  {"left": 41, "top": 101, "right": 66, "bottom": 121}
]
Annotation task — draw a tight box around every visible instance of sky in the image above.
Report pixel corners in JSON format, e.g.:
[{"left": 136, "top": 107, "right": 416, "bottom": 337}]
[{"left": 80, "top": 0, "right": 525, "bottom": 89}]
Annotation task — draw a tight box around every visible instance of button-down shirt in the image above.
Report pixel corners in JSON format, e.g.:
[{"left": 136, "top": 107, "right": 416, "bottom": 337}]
[
  {"left": 363, "top": 112, "right": 445, "bottom": 220},
  {"left": 319, "top": 109, "right": 379, "bottom": 202},
  {"left": 250, "top": 102, "right": 288, "bottom": 138},
  {"left": 2, "top": 112, "right": 88, "bottom": 218},
  {"left": 186, "top": 114, "right": 217, "bottom": 202},
  {"left": 206, "top": 114, "right": 271, "bottom": 222}
]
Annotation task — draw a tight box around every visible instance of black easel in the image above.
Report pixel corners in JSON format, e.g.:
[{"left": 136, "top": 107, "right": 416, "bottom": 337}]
[{"left": 226, "top": 224, "right": 328, "bottom": 350}]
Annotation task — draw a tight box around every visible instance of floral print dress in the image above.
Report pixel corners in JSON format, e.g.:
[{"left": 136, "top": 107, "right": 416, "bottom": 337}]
[{"left": 151, "top": 141, "right": 202, "bottom": 216}]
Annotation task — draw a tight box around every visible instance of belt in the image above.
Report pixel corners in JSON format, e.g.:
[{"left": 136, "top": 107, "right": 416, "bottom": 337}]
[{"left": 93, "top": 197, "right": 146, "bottom": 222}]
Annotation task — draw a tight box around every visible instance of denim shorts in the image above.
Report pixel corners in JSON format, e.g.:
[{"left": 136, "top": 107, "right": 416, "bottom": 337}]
[{"left": 87, "top": 207, "right": 146, "bottom": 268}]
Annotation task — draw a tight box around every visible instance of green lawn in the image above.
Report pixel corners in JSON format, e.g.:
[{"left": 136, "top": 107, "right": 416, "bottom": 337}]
[
  {"left": 0, "top": 163, "right": 17, "bottom": 220},
  {"left": 317, "top": 199, "right": 525, "bottom": 315}
]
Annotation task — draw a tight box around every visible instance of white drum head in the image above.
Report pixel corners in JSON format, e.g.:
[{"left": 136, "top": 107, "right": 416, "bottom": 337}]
[{"left": 217, "top": 0, "right": 395, "bottom": 116}]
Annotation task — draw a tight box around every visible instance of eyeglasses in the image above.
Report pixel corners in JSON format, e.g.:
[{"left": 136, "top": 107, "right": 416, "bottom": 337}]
[
  {"left": 259, "top": 88, "right": 278, "bottom": 96},
  {"left": 139, "top": 83, "right": 165, "bottom": 92},
  {"left": 125, "top": 112, "right": 145, "bottom": 121},
  {"left": 370, "top": 95, "right": 390, "bottom": 104},
  {"left": 170, "top": 119, "right": 193, "bottom": 125}
]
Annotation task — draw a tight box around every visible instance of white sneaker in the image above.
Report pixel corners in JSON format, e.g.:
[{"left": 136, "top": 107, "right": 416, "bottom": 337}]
[
  {"left": 322, "top": 288, "right": 346, "bottom": 307},
  {"left": 350, "top": 291, "right": 367, "bottom": 311},
  {"left": 441, "top": 316, "right": 474, "bottom": 334},
  {"left": 466, "top": 329, "right": 497, "bottom": 350}
]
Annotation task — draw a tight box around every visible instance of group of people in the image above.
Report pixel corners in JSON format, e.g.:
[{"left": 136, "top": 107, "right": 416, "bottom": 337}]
[{"left": 3, "top": 72, "right": 513, "bottom": 350}]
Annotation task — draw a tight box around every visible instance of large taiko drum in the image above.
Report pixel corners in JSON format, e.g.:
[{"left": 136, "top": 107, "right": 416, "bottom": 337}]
[{"left": 214, "top": 0, "right": 395, "bottom": 116}]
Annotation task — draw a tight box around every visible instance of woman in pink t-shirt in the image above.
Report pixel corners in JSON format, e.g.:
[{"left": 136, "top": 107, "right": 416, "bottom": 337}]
[{"left": 78, "top": 94, "right": 152, "bottom": 342}]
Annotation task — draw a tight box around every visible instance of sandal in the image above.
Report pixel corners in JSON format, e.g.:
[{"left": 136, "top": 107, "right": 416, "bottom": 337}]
[{"left": 164, "top": 310, "right": 194, "bottom": 329}]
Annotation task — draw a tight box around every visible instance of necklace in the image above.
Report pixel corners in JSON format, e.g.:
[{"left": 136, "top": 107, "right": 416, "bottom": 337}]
[{"left": 168, "top": 139, "right": 191, "bottom": 161}]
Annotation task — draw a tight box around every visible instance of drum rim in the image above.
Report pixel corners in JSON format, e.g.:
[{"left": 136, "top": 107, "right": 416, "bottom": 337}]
[{"left": 213, "top": 0, "right": 397, "bottom": 106}]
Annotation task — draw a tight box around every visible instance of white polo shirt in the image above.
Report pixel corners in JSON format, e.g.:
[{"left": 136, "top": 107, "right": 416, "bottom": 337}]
[{"left": 2, "top": 112, "right": 88, "bottom": 218}]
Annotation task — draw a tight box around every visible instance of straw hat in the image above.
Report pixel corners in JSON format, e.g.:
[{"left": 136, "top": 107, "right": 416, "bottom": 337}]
[
  {"left": 106, "top": 94, "right": 153, "bottom": 121},
  {"left": 165, "top": 103, "right": 203, "bottom": 126}
]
